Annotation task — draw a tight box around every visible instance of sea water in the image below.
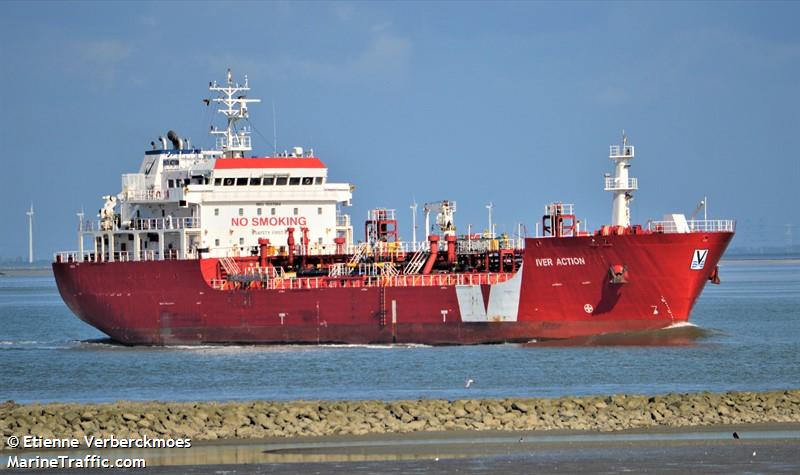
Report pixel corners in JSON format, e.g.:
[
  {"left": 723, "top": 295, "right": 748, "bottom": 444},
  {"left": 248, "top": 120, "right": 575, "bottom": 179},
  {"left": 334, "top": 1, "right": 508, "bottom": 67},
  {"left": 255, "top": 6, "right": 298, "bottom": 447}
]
[{"left": 0, "top": 262, "right": 797, "bottom": 403}]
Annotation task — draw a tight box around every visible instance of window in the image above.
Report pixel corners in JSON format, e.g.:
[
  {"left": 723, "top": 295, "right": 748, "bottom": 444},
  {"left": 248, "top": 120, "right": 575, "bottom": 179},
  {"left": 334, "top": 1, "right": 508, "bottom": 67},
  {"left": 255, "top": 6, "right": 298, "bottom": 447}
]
[
  {"left": 314, "top": 177, "right": 323, "bottom": 185},
  {"left": 223, "top": 177, "right": 235, "bottom": 186},
  {"left": 214, "top": 208, "right": 219, "bottom": 216},
  {"left": 214, "top": 178, "right": 222, "bottom": 186},
  {"left": 236, "top": 177, "right": 248, "bottom": 186},
  {"left": 317, "top": 207, "right": 323, "bottom": 215},
  {"left": 168, "top": 179, "right": 174, "bottom": 188},
  {"left": 184, "top": 178, "right": 191, "bottom": 186},
  {"left": 239, "top": 238, "right": 245, "bottom": 245},
  {"left": 293, "top": 207, "right": 299, "bottom": 215},
  {"left": 214, "top": 239, "right": 220, "bottom": 246},
  {"left": 257, "top": 208, "right": 262, "bottom": 216},
  {"left": 302, "top": 177, "right": 313, "bottom": 185},
  {"left": 318, "top": 237, "right": 323, "bottom": 245},
  {"left": 238, "top": 208, "right": 244, "bottom": 216},
  {"left": 262, "top": 176, "right": 274, "bottom": 185},
  {"left": 249, "top": 177, "right": 261, "bottom": 186},
  {"left": 275, "top": 176, "right": 288, "bottom": 185},
  {"left": 289, "top": 177, "right": 301, "bottom": 185},
  {"left": 271, "top": 208, "right": 276, "bottom": 215}
]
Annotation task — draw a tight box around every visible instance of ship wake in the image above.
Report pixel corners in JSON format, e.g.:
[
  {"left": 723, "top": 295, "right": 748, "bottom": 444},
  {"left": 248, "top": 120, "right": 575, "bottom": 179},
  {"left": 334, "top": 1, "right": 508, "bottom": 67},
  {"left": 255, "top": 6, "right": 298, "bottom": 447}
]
[{"left": 523, "top": 323, "right": 720, "bottom": 347}]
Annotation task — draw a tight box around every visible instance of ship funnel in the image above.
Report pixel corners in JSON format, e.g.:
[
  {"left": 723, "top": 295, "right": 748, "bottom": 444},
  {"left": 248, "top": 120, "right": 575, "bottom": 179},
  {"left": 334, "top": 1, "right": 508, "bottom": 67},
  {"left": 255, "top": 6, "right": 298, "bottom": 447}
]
[{"left": 167, "top": 130, "right": 183, "bottom": 149}]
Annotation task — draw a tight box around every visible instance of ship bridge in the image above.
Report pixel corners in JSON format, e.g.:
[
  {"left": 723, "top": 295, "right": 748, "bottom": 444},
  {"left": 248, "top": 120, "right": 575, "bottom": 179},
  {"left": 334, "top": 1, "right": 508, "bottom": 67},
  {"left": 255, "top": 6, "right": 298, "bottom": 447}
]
[{"left": 57, "top": 70, "right": 355, "bottom": 263}]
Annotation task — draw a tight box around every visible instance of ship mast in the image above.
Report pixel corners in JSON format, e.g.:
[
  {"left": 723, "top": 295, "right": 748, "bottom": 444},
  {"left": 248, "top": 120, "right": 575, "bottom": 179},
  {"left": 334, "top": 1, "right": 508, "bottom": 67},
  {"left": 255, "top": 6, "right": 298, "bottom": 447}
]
[
  {"left": 209, "top": 69, "right": 261, "bottom": 158},
  {"left": 605, "top": 131, "right": 638, "bottom": 227}
]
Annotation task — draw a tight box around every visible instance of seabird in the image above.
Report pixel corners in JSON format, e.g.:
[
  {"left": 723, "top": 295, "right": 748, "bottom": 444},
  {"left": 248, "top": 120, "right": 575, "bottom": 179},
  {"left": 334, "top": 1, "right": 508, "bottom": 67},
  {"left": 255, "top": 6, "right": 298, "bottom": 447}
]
[
  {"left": 732, "top": 432, "right": 740, "bottom": 439},
  {"left": 465, "top": 378, "right": 474, "bottom": 388}
]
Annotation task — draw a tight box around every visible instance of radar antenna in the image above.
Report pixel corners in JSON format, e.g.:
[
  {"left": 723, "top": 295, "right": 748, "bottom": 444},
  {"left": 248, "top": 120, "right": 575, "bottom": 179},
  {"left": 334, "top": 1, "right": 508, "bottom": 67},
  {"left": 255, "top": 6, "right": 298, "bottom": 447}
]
[{"left": 209, "top": 69, "right": 262, "bottom": 158}]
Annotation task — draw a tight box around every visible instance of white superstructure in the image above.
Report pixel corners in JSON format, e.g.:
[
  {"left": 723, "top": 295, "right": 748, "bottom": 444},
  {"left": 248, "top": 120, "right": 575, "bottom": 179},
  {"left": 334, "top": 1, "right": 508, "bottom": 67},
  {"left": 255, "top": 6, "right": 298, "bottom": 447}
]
[
  {"left": 74, "top": 70, "right": 354, "bottom": 262},
  {"left": 605, "top": 132, "right": 638, "bottom": 227}
]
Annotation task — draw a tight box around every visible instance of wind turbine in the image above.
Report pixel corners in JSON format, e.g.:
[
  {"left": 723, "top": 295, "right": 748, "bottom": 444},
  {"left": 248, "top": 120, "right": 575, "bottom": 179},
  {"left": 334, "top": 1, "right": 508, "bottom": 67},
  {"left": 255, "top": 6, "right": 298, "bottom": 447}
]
[{"left": 26, "top": 203, "right": 34, "bottom": 263}]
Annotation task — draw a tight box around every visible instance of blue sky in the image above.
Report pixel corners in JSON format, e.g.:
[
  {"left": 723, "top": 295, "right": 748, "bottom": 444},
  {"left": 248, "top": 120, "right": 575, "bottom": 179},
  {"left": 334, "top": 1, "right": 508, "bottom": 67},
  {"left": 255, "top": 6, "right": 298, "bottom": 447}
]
[{"left": 1, "top": 1, "right": 798, "bottom": 259}]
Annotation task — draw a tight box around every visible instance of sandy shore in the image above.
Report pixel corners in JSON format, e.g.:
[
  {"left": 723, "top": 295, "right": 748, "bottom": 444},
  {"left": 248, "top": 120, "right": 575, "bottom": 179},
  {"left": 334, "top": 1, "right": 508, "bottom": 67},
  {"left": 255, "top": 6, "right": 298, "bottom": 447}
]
[{"left": 2, "top": 423, "right": 798, "bottom": 473}]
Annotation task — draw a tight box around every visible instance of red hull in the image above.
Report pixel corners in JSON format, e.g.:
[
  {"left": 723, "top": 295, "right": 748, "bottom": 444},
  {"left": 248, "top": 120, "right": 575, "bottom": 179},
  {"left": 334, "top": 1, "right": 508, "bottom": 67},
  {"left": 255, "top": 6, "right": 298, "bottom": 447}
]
[{"left": 53, "top": 232, "right": 733, "bottom": 345}]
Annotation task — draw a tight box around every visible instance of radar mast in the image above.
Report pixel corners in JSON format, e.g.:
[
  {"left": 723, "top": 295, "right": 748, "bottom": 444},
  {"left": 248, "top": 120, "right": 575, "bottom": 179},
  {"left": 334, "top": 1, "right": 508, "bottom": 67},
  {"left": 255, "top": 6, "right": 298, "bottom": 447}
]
[{"left": 209, "top": 69, "right": 261, "bottom": 158}]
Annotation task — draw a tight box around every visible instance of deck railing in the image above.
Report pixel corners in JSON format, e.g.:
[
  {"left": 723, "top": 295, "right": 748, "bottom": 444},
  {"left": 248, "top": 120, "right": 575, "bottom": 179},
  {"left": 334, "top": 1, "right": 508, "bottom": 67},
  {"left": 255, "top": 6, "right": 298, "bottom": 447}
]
[
  {"left": 79, "top": 217, "right": 200, "bottom": 233},
  {"left": 648, "top": 219, "right": 736, "bottom": 233},
  {"left": 604, "top": 177, "right": 638, "bottom": 191},
  {"left": 255, "top": 271, "right": 514, "bottom": 291},
  {"left": 123, "top": 189, "right": 170, "bottom": 201},
  {"left": 54, "top": 250, "right": 162, "bottom": 263}
]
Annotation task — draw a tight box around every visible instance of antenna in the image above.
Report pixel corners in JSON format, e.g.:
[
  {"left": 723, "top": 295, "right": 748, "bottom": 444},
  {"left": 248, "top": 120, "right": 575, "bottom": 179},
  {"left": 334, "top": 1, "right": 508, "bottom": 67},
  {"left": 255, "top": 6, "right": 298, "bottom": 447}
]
[
  {"left": 486, "top": 202, "right": 494, "bottom": 238},
  {"left": 209, "top": 68, "right": 261, "bottom": 158},
  {"left": 410, "top": 199, "right": 418, "bottom": 246},
  {"left": 26, "top": 203, "right": 34, "bottom": 264},
  {"left": 272, "top": 101, "right": 278, "bottom": 156},
  {"left": 77, "top": 207, "right": 85, "bottom": 259}
]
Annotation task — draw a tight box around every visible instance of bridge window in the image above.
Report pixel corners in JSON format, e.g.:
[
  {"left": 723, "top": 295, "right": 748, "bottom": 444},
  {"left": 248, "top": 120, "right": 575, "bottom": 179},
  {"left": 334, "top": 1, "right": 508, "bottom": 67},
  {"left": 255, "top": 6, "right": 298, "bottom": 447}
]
[
  {"left": 249, "top": 177, "right": 261, "bottom": 185},
  {"left": 302, "top": 177, "right": 313, "bottom": 185},
  {"left": 293, "top": 207, "right": 299, "bottom": 215},
  {"left": 223, "top": 177, "right": 235, "bottom": 186},
  {"left": 315, "top": 177, "right": 323, "bottom": 185},
  {"left": 275, "top": 177, "right": 288, "bottom": 186},
  {"left": 271, "top": 208, "right": 276, "bottom": 215},
  {"left": 257, "top": 208, "right": 262, "bottom": 216},
  {"left": 214, "top": 178, "right": 222, "bottom": 186},
  {"left": 289, "top": 177, "right": 301, "bottom": 186},
  {"left": 238, "top": 208, "right": 244, "bottom": 216},
  {"left": 262, "top": 176, "right": 274, "bottom": 185},
  {"left": 236, "top": 178, "right": 247, "bottom": 186}
]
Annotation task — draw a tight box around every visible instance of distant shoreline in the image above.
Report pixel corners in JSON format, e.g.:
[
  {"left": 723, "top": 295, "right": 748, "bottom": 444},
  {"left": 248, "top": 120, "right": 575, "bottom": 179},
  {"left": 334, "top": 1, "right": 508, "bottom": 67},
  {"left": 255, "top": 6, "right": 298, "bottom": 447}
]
[
  {"left": 721, "top": 258, "right": 800, "bottom": 266},
  {"left": 0, "top": 267, "right": 52, "bottom": 277}
]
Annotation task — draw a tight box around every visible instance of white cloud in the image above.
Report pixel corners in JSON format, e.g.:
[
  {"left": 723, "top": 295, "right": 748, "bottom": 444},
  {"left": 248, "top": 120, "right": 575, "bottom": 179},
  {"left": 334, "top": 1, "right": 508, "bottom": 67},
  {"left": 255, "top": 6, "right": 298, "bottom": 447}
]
[
  {"left": 210, "top": 32, "right": 412, "bottom": 88},
  {"left": 77, "top": 39, "right": 132, "bottom": 64}
]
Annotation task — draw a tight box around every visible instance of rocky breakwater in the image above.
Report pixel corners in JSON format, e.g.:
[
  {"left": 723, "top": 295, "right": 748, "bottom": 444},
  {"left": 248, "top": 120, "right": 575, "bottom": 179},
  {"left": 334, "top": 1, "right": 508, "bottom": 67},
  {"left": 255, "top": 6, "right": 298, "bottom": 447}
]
[{"left": 1, "top": 390, "right": 798, "bottom": 450}]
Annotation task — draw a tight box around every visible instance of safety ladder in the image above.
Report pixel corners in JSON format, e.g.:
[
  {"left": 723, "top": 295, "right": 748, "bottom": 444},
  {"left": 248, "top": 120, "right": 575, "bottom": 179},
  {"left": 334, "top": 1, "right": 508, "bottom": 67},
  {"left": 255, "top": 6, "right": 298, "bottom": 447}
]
[
  {"left": 403, "top": 249, "right": 427, "bottom": 274},
  {"left": 380, "top": 262, "right": 399, "bottom": 277},
  {"left": 378, "top": 287, "right": 387, "bottom": 327},
  {"left": 328, "top": 263, "right": 350, "bottom": 277},
  {"left": 220, "top": 256, "right": 241, "bottom": 277},
  {"left": 348, "top": 242, "right": 371, "bottom": 266}
]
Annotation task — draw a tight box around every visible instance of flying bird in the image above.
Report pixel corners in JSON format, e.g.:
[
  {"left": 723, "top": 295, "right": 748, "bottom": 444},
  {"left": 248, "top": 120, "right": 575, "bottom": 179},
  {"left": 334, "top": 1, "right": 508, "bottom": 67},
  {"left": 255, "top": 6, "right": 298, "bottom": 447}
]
[
  {"left": 465, "top": 378, "right": 474, "bottom": 388},
  {"left": 732, "top": 432, "right": 740, "bottom": 439}
]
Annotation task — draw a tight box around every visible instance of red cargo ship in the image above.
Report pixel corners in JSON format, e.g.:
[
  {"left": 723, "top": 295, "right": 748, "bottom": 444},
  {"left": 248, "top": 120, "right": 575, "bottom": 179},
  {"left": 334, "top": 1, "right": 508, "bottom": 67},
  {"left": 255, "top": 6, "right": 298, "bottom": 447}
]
[{"left": 53, "top": 70, "right": 734, "bottom": 345}]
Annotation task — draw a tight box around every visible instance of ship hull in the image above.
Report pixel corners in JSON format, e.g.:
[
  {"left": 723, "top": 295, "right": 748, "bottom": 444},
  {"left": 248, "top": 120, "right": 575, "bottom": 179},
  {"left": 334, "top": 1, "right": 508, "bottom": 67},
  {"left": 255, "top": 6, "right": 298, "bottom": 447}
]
[{"left": 53, "top": 232, "right": 733, "bottom": 345}]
